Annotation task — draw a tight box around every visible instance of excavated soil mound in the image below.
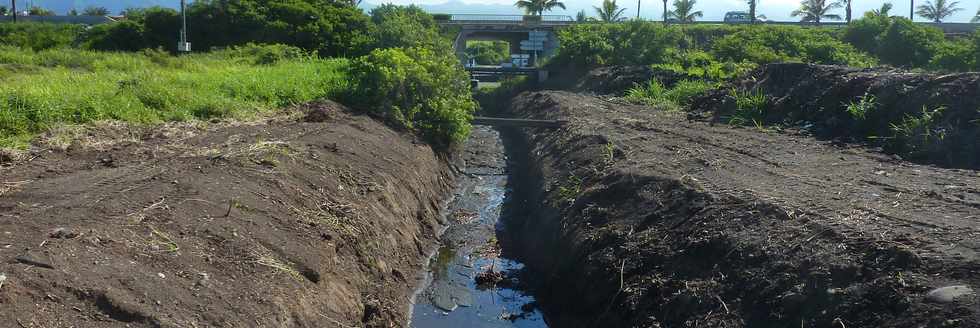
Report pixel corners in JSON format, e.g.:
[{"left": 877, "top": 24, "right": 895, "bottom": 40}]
[
  {"left": 692, "top": 63, "right": 980, "bottom": 168},
  {"left": 569, "top": 66, "right": 690, "bottom": 95},
  {"left": 0, "top": 102, "right": 453, "bottom": 327},
  {"left": 503, "top": 90, "right": 980, "bottom": 328}
]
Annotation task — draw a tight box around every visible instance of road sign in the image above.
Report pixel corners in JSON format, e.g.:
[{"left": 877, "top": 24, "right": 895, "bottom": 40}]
[{"left": 520, "top": 45, "right": 544, "bottom": 51}]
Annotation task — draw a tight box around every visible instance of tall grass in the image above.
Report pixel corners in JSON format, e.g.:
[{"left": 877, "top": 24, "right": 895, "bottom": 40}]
[{"left": 0, "top": 46, "right": 350, "bottom": 148}]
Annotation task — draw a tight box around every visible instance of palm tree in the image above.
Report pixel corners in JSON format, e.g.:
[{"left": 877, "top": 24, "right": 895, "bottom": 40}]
[
  {"left": 747, "top": 0, "right": 757, "bottom": 22},
  {"left": 594, "top": 0, "right": 627, "bottom": 22},
  {"left": 668, "top": 0, "right": 703, "bottom": 22},
  {"left": 915, "top": 0, "right": 961, "bottom": 22},
  {"left": 576, "top": 9, "right": 588, "bottom": 22},
  {"left": 871, "top": 2, "right": 893, "bottom": 16},
  {"left": 791, "top": 0, "right": 842, "bottom": 23},
  {"left": 662, "top": 0, "right": 668, "bottom": 23},
  {"left": 515, "top": 0, "right": 566, "bottom": 16}
]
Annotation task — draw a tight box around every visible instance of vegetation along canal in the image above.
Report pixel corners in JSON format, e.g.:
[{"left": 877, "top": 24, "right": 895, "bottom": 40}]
[{"left": 410, "top": 126, "right": 548, "bottom": 328}]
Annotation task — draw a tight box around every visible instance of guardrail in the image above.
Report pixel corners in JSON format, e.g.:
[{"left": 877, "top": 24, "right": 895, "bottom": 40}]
[{"left": 436, "top": 14, "right": 575, "bottom": 25}]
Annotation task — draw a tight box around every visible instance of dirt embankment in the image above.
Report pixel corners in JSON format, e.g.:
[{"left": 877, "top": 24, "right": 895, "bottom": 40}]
[
  {"left": 0, "top": 102, "right": 453, "bottom": 327},
  {"left": 502, "top": 91, "right": 980, "bottom": 328},
  {"left": 692, "top": 63, "right": 980, "bottom": 168}
]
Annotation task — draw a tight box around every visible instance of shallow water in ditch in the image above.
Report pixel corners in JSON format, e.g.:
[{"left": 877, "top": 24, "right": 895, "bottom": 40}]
[{"left": 409, "top": 126, "right": 548, "bottom": 328}]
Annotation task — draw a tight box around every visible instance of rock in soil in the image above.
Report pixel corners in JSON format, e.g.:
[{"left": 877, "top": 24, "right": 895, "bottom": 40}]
[{"left": 925, "top": 286, "right": 975, "bottom": 303}]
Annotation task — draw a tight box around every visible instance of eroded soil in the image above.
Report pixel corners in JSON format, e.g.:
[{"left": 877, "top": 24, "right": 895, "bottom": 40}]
[
  {"left": 0, "top": 102, "right": 453, "bottom": 327},
  {"left": 503, "top": 90, "right": 980, "bottom": 328}
]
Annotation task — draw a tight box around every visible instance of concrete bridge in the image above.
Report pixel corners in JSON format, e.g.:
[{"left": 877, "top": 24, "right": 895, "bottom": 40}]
[{"left": 437, "top": 14, "right": 573, "bottom": 65}]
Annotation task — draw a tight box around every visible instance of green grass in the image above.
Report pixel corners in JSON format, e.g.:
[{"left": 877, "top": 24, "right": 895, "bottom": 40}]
[
  {"left": 0, "top": 46, "right": 350, "bottom": 148},
  {"left": 624, "top": 79, "right": 719, "bottom": 111}
]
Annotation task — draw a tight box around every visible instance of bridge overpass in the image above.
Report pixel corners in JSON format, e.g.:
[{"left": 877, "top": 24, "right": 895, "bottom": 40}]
[{"left": 437, "top": 14, "right": 573, "bottom": 66}]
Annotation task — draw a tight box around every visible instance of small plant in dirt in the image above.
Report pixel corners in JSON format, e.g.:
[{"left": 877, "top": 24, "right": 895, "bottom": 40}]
[
  {"left": 625, "top": 79, "right": 717, "bottom": 111},
  {"left": 888, "top": 105, "right": 948, "bottom": 156},
  {"left": 556, "top": 174, "right": 584, "bottom": 205},
  {"left": 845, "top": 92, "right": 878, "bottom": 121},
  {"left": 602, "top": 141, "right": 616, "bottom": 165},
  {"left": 728, "top": 88, "right": 770, "bottom": 126}
]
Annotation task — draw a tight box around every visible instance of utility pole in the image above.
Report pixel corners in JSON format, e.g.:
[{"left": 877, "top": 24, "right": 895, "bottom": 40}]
[
  {"left": 909, "top": 0, "right": 914, "bottom": 21},
  {"left": 178, "top": 0, "right": 190, "bottom": 53},
  {"left": 11, "top": 0, "right": 15, "bottom": 22},
  {"left": 636, "top": 0, "right": 640, "bottom": 19}
]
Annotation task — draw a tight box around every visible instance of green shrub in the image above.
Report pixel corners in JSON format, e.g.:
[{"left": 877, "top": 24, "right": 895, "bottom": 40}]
[
  {"left": 667, "top": 80, "right": 718, "bottom": 106},
  {"left": 845, "top": 93, "right": 878, "bottom": 121},
  {"left": 80, "top": 21, "right": 147, "bottom": 52},
  {"left": 888, "top": 106, "right": 947, "bottom": 157},
  {"left": 876, "top": 18, "right": 945, "bottom": 68},
  {"left": 369, "top": 5, "right": 446, "bottom": 51},
  {"left": 842, "top": 14, "right": 891, "bottom": 53},
  {"left": 711, "top": 26, "right": 876, "bottom": 67},
  {"left": 655, "top": 49, "right": 757, "bottom": 80},
  {"left": 929, "top": 39, "right": 976, "bottom": 72},
  {"left": 624, "top": 79, "right": 718, "bottom": 110},
  {"left": 346, "top": 47, "right": 476, "bottom": 148},
  {"left": 0, "top": 23, "right": 83, "bottom": 50},
  {"left": 465, "top": 41, "right": 510, "bottom": 65},
  {"left": 552, "top": 22, "right": 686, "bottom": 67},
  {"left": 729, "top": 88, "right": 769, "bottom": 126}
]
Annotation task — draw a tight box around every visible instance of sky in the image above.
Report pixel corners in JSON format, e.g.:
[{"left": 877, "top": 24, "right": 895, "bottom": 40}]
[{"left": 366, "top": 0, "right": 980, "bottom": 23}]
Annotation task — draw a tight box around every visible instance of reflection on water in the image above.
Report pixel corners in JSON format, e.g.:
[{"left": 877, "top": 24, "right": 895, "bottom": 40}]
[{"left": 409, "top": 127, "right": 548, "bottom": 328}]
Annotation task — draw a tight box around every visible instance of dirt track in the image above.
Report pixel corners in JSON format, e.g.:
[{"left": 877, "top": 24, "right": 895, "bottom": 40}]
[
  {"left": 0, "top": 102, "right": 452, "bottom": 327},
  {"left": 503, "top": 91, "right": 980, "bottom": 327}
]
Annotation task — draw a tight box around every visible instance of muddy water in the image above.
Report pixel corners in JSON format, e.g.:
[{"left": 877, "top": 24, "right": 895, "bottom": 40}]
[{"left": 409, "top": 126, "right": 548, "bottom": 328}]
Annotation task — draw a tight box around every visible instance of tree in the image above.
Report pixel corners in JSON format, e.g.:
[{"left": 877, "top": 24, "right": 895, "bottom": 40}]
[
  {"left": 747, "top": 0, "right": 757, "bottom": 21},
  {"left": 82, "top": 6, "right": 110, "bottom": 16},
  {"left": 68, "top": 8, "right": 78, "bottom": 16},
  {"left": 839, "top": 0, "right": 852, "bottom": 22},
  {"left": 594, "top": 0, "right": 627, "bottom": 22},
  {"left": 915, "top": 0, "right": 960, "bottom": 22},
  {"left": 662, "top": 0, "right": 668, "bottom": 23},
  {"left": 29, "top": 6, "right": 55, "bottom": 16},
  {"left": 576, "top": 9, "right": 588, "bottom": 22},
  {"left": 0, "top": 6, "right": 7, "bottom": 16},
  {"left": 791, "top": 0, "right": 842, "bottom": 23},
  {"left": 872, "top": 2, "right": 893, "bottom": 16},
  {"left": 668, "top": 0, "right": 702, "bottom": 22},
  {"left": 514, "top": 0, "right": 566, "bottom": 16},
  {"left": 973, "top": 8, "right": 979, "bottom": 22}
]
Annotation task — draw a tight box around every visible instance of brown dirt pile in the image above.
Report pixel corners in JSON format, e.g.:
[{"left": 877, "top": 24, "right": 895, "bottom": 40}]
[
  {"left": 692, "top": 63, "right": 980, "bottom": 168},
  {"left": 503, "top": 91, "right": 980, "bottom": 328},
  {"left": 0, "top": 101, "right": 453, "bottom": 327}
]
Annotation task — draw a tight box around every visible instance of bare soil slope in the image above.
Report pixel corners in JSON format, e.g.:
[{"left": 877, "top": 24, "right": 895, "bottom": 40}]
[
  {"left": 0, "top": 102, "right": 453, "bottom": 327},
  {"left": 505, "top": 91, "right": 980, "bottom": 328}
]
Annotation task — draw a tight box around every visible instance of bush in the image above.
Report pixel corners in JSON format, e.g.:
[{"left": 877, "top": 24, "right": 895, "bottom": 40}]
[
  {"left": 217, "top": 43, "right": 312, "bottom": 65},
  {"left": 929, "top": 39, "right": 976, "bottom": 72},
  {"left": 655, "top": 49, "right": 756, "bottom": 80},
  {"left": 80, "top": 21, "right": 147, "bottom": 52},
  {"left": 553, "top": 22, "right": 687, "bottom": 68},
  {"left": 0, "top": 23, "right": 83, "bottom": 50},
  {"left": 876, "top": 18, "right": 945, "bottom": 68},
  {"left": 368, "top": 5, "right": 445, "bottom": 51},
  {"left": 346, "top": 47, "right": 476, "bottom": 148},
  {"left": 465, "top": 41, "right": 510, "bottom": 65},
  {"left": 711, "top": 26, "right": 876, "bottom": 67},
  {"left": 842, "top": 14, "right": 891, "bottom": 53},
  {"left": 624, "top": 79, "right": 719, "bottom": 110}
]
